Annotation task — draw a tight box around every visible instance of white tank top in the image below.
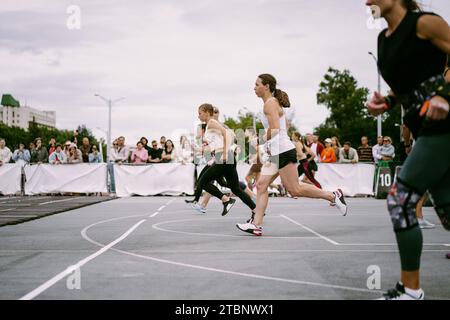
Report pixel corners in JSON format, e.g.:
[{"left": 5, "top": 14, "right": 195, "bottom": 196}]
[
  {"left": 204, "top": 127, "right": 223, "bottom": 152},
  {"left": 261, "top": 98, "right": 295, "bottom": 156}
]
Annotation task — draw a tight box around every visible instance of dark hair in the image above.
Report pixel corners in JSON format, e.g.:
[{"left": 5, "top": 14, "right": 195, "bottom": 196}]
[
  {"left": 165, "top": 139, "right": 174, "bottom": 153},
  {"left": 198, "top": 103, "right": 215, "bottom": 116},
  {"left": 55, "top": 143, "right": 62, "bottom": 148},
  {"left": 140, "top": 137, "right": 148, "bottom": 144},
  {"left": 258, "top": 74, "right": 290, "bottom": 108},
  {"left": 403, "top": 0, "right": 421, "bottom": 11},
  {"left": 151, "top": 140, "right": 157, "bottom": 144},
  {"left": 344, "top": 141, "right": 351, "bottom": 147},
  {"left": 136, "top": 141, "right": 143, "bottom": 146}
]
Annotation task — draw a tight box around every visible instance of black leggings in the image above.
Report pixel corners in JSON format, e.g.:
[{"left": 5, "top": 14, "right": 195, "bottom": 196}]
[
  {"left": 297, "top": 159, "right": 322, "bottom": 189},
  {"left": 194, "top": 157, "right": 256, "bottom": 210},
  {"left": 195, "top": 164, "right": 227, "bottom": 199}
]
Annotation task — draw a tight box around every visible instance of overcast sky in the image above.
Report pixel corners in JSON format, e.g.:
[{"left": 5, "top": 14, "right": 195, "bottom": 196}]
[{"left": 1, "top": 0, "right": 449, "bottom": 145}]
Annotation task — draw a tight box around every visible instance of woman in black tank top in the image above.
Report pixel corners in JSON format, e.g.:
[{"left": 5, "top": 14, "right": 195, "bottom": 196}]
[{"left": 366, "top": 0, "right": 450, "bottom": 300}]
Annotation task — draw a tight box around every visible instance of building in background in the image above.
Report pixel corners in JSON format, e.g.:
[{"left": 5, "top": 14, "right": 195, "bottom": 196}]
[{"left": 0, "top": 94, "right": 56, "bottom": 130}]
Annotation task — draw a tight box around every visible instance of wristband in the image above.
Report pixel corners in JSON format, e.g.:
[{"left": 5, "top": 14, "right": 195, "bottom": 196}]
[{"left": 384, "top": 95, "right": 398, "bottom": 110}]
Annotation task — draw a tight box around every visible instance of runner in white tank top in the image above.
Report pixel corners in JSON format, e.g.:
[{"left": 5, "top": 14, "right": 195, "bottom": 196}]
[
  {"left": 237, "top": 74, "right": 348, "bottom": 236},
  {"left": 261, "top": 97, "right": 295, "bottom": 157}
]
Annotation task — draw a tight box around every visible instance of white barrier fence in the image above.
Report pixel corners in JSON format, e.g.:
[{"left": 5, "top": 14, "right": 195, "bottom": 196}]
[
  {"left": 0, "top": 164, "right": 22, "bottom": 195},
  {"left": 24, "top": 163, "right": 108, "bottom": 195},
  {"left": 114, "top": 163, "right": 196, "bottom": 197},
  {"left": 0, "top": 163, "right": 375, "bottom": 197},
  {"left": 235, "top": 163, "right": 375, "bottom": 197}
]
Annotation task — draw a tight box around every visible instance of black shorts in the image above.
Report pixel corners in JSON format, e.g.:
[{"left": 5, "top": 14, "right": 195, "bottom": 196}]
[{"left": 270, "top": 148, "right": 297, "bottom": 170}]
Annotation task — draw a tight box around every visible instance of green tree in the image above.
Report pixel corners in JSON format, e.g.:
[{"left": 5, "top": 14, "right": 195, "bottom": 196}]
[
  {"left": 315, "top": 67, "right": 402, "bottom": 151},
  {"left": 0, "top": 122, "right": 104, "bottom": 161},
  {"left": 315, "top": 67, "right": 375, "bottom": 146}
]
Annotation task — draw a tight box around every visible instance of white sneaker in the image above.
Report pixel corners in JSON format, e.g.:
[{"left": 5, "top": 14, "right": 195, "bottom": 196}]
[
  {"left": 377, "top": 282, "right": 424, "bottom": 300},
  {"left": 333, "top": 189, "right": 347, "bottom": 216},
  {"left": 236, "top": 222, "right": 262, "bottom": 236},
  {"left": 191, "top": 203, "right": 206, "bottom": 214},
  {"left": 418, "top": 218, "right": 435, "bottom": 229}
]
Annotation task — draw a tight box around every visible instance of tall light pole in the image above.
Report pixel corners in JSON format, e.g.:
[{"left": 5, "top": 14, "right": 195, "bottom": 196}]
[
  {"left": 94, "top": 94, "right": 125, "bottom": 162},
  {"left": 369, "top": 51, "right": 382, "bottom": 137}
]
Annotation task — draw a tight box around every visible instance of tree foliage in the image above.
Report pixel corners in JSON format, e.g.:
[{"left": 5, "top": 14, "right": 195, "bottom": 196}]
[
  {"left": 315, "top": 67, "right": 402, "bottom": 148},
  {"left": 0, "top": 122, "right": 105, "bottom": 160}
]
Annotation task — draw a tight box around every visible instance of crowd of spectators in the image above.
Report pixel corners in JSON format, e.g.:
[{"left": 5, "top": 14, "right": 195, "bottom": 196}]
[{"left": 1, "top": 128, "right": 399, "bottom": 169}]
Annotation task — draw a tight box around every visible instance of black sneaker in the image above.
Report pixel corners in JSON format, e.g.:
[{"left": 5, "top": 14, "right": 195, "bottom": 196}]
[
  {"left": 222, "top": 198, "right": 236, "bottom": 216},
  {"left": 184, "top": 199, "right": 196, "bottom": 204}
]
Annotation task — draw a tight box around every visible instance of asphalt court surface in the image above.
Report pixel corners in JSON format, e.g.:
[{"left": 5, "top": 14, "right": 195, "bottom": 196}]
[{"left": 0, "top": 196, "right": 448, "bottom": 300}]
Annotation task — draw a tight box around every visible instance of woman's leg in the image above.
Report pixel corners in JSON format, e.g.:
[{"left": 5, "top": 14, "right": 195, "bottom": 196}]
[
  {"left": 193, "top": 164, "right": 228, "bottom": 202},
  {"left": 222, "top": 164, "right": 256, "bottom": 211},
  {"left": 251, "top": 173, "right": 280, "bottom": 226},
  {"left": 279, "top": 163, "right": 347, "bottom": 216}
]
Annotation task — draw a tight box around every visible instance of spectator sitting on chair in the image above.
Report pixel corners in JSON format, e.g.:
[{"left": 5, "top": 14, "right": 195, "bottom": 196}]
[
  {"left": 331, "top": 136, "right": 341, "bottom": 162},
  {"left": 131, "top": 141, "right": 149, "bottom": 164},
  {"left": 48, "top": 138, "right": 56, "bottom": 156},
  {"left": 372, "top": 136, "right": 384, "bottom": 164},
  {"left": 12, "top": 143, "right": 31, "bottom": 164},
  {"left": 310, "top": 134, "right": 324, "bottom": 163},
  {"left": 179, "top": 135, "right": 193, "bottom": 164},
  {"left": 148, "top": 140, "right": 163, "bottom": 163},
  {"left": 63, "top": 141, "right": 72, "bottom": 159},
  {"left": 357, "top": 136, "right": 374, "bottom": 163},
  {"left": 140, "top": 137, "right": 152, "bottom": 156},
  {"left": 28, "top": 142, "right": 35, "bottom": 154},
  {"left": 31, "top": 138, "right": 48, "bottom": 164},
  {"left": 80, "top": 137, "right": 91, "bottom": 163},
  {"left": 380, "top": 136, "right": 395, "bottom": 161},
  {"left": 49, "top": 144, "right": 67, "bottom": 164},
  {"left": 88, "top": 145, "right": 102, "bottom": 163},
  {"left": 160, "top": 136, "right": 167, "bottom": 150},
  {"left": 320, "top": 138, "right": 337, "bottom": 163},
  {"left": 0, "top": 138, "right": 12, "bottom": 166},
  {"left": 339, "top": 142, "right": 359, "bottom": 164},
  {"left": 161, "top": 139, "right": 176, "bottom": 163},
  {"left": 67, "top": 143, "right": 83, "bottom": 164},
  {"left": 110, "top": 136, "right": 129, "bottom": 164}
]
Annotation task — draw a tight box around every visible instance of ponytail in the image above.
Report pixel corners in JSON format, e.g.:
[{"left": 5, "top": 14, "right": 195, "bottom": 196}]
[
  {"left": 273, "top": 88, "right": 291, "bottom": 108},
  {"left": 403, "top": 0, "right": 421, "bottom": 11}
]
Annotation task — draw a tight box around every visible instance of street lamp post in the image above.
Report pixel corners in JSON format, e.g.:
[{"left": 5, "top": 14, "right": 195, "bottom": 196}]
[
  {"left": 94, "top": 94, "right": 125, "bottom": 162},
  {"left": 369, "top": 51, "right": 382, "bottom": 137}
]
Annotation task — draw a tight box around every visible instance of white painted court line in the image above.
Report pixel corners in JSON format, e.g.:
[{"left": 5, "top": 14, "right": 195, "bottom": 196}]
[
  {"left": 19, "top": 218, "right": 147, "bottom": 300},
  {"left": 80, "top": 218, "right": 380, "bottom": 295},
  {"left": 148, "top": 199, "right": 175, "bottom": 218},
  {"left": 280, "top": 215, "right": 340, "bottom": 245},
  {"left": 38, "top": 197, "right": 84, "bottom": 206},
  {"left": 19, "top": 198, "right": 175, "bottom": 300},
  {"left": 0, "top": 208, "right": 15, "bottom": 212}
]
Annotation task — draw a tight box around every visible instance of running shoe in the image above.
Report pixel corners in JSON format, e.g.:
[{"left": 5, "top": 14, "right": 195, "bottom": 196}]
[
  {"left": 333, "top": 188, "right": 347, "bottom": 216},
  {"left": 184, "top": 199, "right": 196, "bottom": 204},
  {"left": 446, "top": 252, "right": 450, "bottom": 259},
  {"left": 191, "top": 203, "right": 206, "bottom": 214},
  {"left": 418, "top": 218, "right": 435, "bottom": 229},
  {"left": 222, "top": 198, "right": 236, "bottom": 216},
  {"left": 377, "top": 282, "right": 424, "bottom": 300},
  {"left": 236, "top": 222, "right": 262, "bottom": 236}
]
